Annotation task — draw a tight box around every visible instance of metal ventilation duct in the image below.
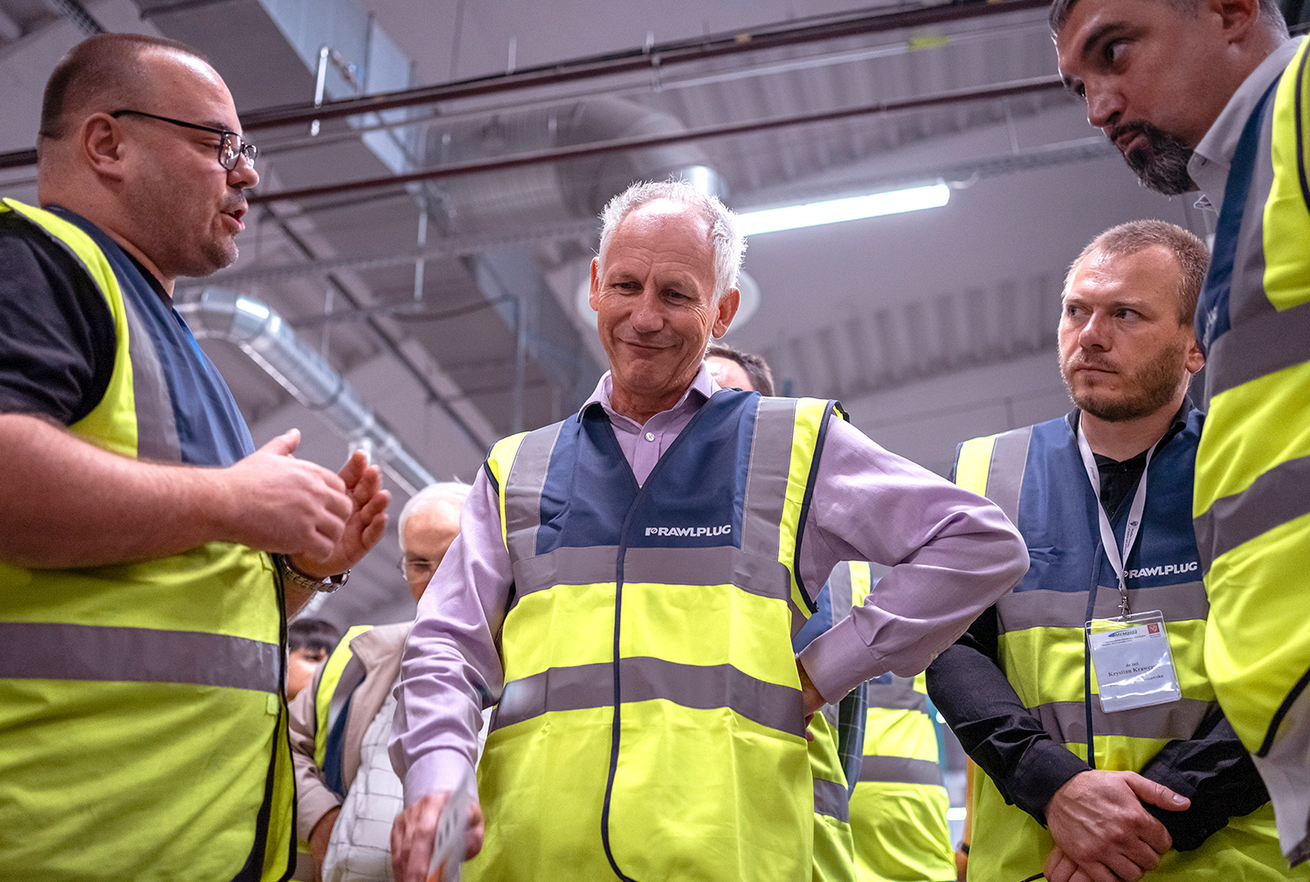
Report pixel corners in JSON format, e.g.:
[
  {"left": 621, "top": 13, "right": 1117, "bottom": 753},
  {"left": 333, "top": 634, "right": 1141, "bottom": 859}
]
[
  {"left": 425, "top": 96, "right": 729, "bottom": 235},
  {"left": 177, "top": 288, "right": 436, "bottom": 496}
]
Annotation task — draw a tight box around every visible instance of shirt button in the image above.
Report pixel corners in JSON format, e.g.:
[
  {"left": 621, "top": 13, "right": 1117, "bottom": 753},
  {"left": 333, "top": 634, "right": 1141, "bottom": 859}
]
[{"left": 645, "top": 432, "right": 655, "bottom": 442}]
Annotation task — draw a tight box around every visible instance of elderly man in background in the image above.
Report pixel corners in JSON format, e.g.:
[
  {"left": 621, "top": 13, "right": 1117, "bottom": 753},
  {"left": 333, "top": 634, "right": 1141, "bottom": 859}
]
[
  {"left": 291, "top": 482, "right": 470, "bottom": 882},
  {"left": 0, "top": 33, "right": 388, "bottom": 882},
  {"left": 1052, "top": 0, "right": 1310, "bottom": 861},
  {"left": 388, "top": 179, "right": 1028, "bottom": 882},
  {"left": 929, "top": 220, "right": 1301, "bottom": 882}
]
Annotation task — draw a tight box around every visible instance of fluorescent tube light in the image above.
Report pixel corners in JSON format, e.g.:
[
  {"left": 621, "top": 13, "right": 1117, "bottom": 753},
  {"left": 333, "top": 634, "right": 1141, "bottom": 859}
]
[{"left": 737, "top": 182, "right": 950, "bottom": 236}]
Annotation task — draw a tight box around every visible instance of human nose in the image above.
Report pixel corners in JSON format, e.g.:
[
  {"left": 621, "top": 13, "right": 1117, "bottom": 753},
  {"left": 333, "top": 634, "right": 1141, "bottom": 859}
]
[
  {"left": 229, "top": 154, "right": 259, "bottom": 190},
  {"left": 628, "top": 288, "right": 664, "bottom": 333},
  {"left": 1079, "top": 311, "right": 1110, "bottom": 349},
  {"left": 1085, "top": 82, "right": 1122, "bottom": 131}
]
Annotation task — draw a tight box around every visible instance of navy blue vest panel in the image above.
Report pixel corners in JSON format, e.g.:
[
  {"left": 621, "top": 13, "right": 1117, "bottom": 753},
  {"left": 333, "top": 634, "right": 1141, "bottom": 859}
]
[
  {"left": 1013, "top": 411, "right": 1204, "bottom": 601},
  {"left": 56, "top": 209, "right": 255, "bottom": 467},
  {"left": 1195, "top": 81, "right": 1280, "bottom": 354},
  {"left": 536, "top": 390, "right": 759, "bottom": 556}
]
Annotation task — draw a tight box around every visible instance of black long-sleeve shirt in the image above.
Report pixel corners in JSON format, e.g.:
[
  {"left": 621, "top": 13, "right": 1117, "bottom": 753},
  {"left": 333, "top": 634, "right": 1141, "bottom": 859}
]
[{"left": 927, "top": 419, "right": 1270, "bottom": 850}]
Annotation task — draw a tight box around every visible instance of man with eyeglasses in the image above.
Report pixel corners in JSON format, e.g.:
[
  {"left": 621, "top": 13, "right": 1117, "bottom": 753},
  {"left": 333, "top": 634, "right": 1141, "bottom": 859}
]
[
  {"left": 290, "top": 482, "right": 469, "bottom": 882},
  {"left": 0, "top": 33, "right": 390, "bottom": 882}
]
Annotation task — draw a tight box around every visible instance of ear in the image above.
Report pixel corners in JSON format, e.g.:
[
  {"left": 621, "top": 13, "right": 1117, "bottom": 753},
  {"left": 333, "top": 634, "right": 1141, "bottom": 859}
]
[
  {"left": 588, "top": 257, "right": 601, "bottom": 312},
  {"left": 1184, "top": 337, "right": 1205, "bottom": 375},
  {"left": 711, "top": 288, "right": 740, "bottom": 339},
  {"left": 81, "top": 113, "right": 129, "bottom": 183},
  {"left": 1210, "top": 0, "right": 1261, "bottom": 41}
]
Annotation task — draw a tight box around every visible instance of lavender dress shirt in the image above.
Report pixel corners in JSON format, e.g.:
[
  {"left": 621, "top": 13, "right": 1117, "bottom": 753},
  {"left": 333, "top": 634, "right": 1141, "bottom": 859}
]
[{"left": 390, "top": 365, "right": 1027, "bottom": 804}]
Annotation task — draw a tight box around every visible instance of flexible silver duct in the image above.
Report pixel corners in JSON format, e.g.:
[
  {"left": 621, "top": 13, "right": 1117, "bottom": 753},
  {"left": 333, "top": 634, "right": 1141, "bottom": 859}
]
[{"left": 177, "top": 287, "right": 435, "bottom": 497}]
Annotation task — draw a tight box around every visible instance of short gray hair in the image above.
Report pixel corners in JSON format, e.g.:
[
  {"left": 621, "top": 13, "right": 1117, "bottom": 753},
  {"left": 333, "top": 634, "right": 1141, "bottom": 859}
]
[
  {"left": 397, "top": 481, "right": 470, "bottom": 555},
  {"left": 1049, "top": 0, "right": 1288, "bottom": 38},
  {"left": 597, "top": 179, "right": 746, "bottom": 302}
]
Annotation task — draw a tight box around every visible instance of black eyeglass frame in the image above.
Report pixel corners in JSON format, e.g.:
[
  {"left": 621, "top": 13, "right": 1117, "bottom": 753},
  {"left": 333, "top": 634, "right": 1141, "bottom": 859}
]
[{"left": 110, "top": 109, "right": 257, "bottom": 171}]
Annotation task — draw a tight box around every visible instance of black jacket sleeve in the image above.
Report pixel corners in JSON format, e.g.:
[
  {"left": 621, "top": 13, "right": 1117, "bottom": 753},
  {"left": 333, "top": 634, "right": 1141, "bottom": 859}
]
[
  {"left": 926, "top": 604, "right": 1088, "bottom": 825},
  {"left": 927, "top": 605, "right": 1272, "bottom": 844},
  {"left": 1138, "top": 704, "right": 1271, "bottom": 850}
]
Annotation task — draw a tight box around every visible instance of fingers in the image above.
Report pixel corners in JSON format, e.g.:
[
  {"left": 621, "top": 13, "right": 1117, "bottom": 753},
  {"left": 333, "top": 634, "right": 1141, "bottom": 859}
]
[
  {"left": 391, "top": 793, "right": 448, "bottom": 882},
  {"left": 1044, "top": 845, "right": 1077, "bottom": 882},
  {"left": 1045, "top": 770, "right": 1172, "bottom": 881},
  {"left": 257, "top": 427, "right": 300, "bottom": 456},
  {"left": 338, "top": 449, "right": 369, "bottom": 489},
  {"left": 1122, "top": 774, "right": 1180, "bottom": 855},
  {"left": 1125, "top": 774, "right": 1189, "bottom": 812},
  {"left": 464, "top": 801, "right": 486, "bottom": 860}
]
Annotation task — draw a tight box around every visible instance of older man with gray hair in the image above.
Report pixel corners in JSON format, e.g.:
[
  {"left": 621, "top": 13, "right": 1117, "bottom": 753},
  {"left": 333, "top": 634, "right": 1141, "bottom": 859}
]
[{"left": 387, "top": 179, "right": 1029, "bottom": 882}]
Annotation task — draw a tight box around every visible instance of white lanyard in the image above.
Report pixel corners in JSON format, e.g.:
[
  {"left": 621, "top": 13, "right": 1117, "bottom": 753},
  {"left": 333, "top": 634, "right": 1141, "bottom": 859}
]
[{"left": 1075, "top": 419, "right": 1157, "bottom": 620}]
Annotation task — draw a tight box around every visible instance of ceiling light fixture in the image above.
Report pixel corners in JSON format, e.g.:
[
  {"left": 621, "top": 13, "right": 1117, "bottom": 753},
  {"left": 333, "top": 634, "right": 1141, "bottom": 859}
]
[{"left": 737, "top": 182, "right": 950, "bottom": 236}]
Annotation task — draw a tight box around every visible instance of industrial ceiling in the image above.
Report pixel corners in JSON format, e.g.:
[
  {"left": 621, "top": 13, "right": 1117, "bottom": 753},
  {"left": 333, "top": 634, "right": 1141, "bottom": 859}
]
[{"left": 6, "top": 0, "right": 1296, "bottom": 625}]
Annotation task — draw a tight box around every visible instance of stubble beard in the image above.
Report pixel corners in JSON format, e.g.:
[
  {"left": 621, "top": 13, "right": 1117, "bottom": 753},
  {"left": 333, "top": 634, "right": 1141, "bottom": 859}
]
[
  {"left": 1061, "top": 339, "right": 1190, "bottom": 423},
  {"left": 1112, "top": 122, "right": 1196, "bottom": 196}
]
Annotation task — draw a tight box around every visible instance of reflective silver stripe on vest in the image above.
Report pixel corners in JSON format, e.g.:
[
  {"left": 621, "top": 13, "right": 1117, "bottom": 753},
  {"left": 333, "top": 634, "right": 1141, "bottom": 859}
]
[
  {"left": 984, "top": 426, "right": 1033, "bottom": 525},
  {"left": 858, "top": 756, "right": 944, "bottom": 787},
  {"left": 511, "top": 544, "right": 791, "bottom": 601},
  {"left": 994, "top": 582, "right": 1208, "bottom": 636},
  {"left": 813, "top": 776, "right": 851, "bottom": 822},
  {"left": 825, "top": 563, "right": 854, "bottom": 629},
  {"left": 501, "top": 422, "right": 563, "bottom": 562},
  {"left": 1030, "top": 696, "right": 1213, "bottom": 743},
  {"left": 0, "top": 622, "right": 280, "bottom": 693},
  {"left": 492, "top": 657, "right": 804, "bottom": 737},
  {"left": 740, "top": 397, "right": 799, "bottom": 569},
  {"left": 1194, "top": 455, "right": 1310, "bottom": 570},
  {"left": 120, "top": 293, "right": 182, "bottom": 463},
  {"left": 1207, "top": 300, "right": 1310, "bottom": 398},
  {"left": 865, "top": 680, "right": 929, "bottom": 714}
]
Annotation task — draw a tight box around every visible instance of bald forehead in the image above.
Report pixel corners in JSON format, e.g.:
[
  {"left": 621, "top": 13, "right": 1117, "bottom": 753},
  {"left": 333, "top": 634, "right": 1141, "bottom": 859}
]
[{"left": 41, "top": 41, "right": 231, "bottom": 141}]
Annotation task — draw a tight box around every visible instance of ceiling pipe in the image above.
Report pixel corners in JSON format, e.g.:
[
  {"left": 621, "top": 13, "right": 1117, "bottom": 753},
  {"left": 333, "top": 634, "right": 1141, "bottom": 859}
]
[
  {"left": 0, "top": 0, "right": 1051, "bottom": 172},
  {"left": 234, "top": 0, "right": 1051, "bottom": 131},
  {"left": 246, "top": 75, "right": 1067, "bottom": 206},
  {"left": 176, "top": 287, "right": 437, "bottom": 497}
]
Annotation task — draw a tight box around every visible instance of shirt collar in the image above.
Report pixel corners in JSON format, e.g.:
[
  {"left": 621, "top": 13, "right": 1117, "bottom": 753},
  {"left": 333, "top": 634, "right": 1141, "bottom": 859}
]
[
  {"left": 1067, "top": 397, "right": 1194, "bottom": 461},
  {"left": 1189, "top": 38, "right": 1304, "bottom": 211},
  {"left": 578, "top": 363, "right": 719, "bottom": 427}
]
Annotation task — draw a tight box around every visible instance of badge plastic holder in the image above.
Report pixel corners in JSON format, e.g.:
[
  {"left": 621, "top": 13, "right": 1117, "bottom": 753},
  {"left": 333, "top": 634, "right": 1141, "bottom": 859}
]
[{"left": 1085, "top": 610, "right": 1182, "bottom": 713}]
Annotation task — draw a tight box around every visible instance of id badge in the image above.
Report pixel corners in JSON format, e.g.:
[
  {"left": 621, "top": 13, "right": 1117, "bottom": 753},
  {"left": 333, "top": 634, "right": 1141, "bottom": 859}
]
[
  {"left": 427, "top": 766, "right": 474, "bottom": 882},
  {"left": 1085, "top": 611, "right": 1182, "bottom": 713}
]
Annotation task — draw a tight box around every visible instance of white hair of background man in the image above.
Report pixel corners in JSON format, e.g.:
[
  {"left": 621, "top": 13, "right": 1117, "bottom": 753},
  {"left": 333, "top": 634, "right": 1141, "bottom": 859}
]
[
  {"left": 396, "top": 481, "right": 470, "bottom": 555},
  {"left": 596, "top": 179, "right": 746, "bottom": 303}
]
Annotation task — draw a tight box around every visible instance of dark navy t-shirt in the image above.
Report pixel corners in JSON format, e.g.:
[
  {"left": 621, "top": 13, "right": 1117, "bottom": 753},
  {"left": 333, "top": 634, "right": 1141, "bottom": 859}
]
[{"left": 0, "top": 206, "right": 254, "bottom": 466}]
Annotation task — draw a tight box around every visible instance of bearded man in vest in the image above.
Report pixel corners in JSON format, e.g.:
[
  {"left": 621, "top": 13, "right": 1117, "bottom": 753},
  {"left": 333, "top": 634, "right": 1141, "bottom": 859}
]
[
  {"left": 387, "top": 179, "right": 1030, "bottom": 882},
  {"left": 1052, "top": 0, "right": 1310, "bottom": 862},
  {"left": 0, "top": 33, "right": 390, "bottom": 882},
  {"left": 928, "top": 220, "right": 1305, "bottom": 882}
]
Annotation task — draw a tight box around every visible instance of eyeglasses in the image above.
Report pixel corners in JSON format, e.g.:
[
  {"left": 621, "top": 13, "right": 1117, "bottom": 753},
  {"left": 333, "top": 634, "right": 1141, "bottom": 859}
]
[
  {"left": 110, "top": 109, "right": 257, "bottom": 171},
  {"left": 398, "top": 556, "right": 439, "bottom": 580}
]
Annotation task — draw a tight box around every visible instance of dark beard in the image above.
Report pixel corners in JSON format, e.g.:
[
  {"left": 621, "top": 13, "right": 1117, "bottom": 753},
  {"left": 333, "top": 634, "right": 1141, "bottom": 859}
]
[
  {"left": 1061, "top": 339, "right": 1189, "bottom": 423},
  {"left": 1111, "top": 122, "right": 1196, "bottom": 196}
]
